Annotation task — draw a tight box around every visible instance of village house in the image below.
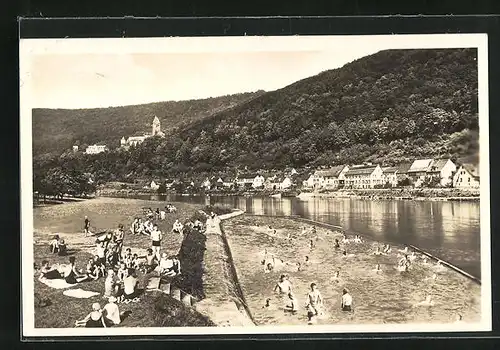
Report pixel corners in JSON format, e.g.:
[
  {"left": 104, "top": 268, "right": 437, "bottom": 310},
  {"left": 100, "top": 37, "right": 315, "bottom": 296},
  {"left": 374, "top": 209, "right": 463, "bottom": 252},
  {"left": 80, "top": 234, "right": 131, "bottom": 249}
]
[
  {"left": 304, "top": 171, "right": 325, "bottom": 189},
  {"left": 280, "top": 176, "right": 293, "bottom": 190},
  {"left": 453, "top": 164, "right": 480, "bottom": 189},
  {"left": 407, "top": 159, "right": 434, "bottom": 187},
  {"left": 344, "top": 164, "right": 384, "bottom": 189},
  {"left": 235, "top": 173, "right": 255, "bottom": 189},
  {"left": 85, "top": 144, "right": 108, "bottom": 154},
  {"left": 120, "top": 116, "right": 165, "bottom": 149},
  {"left": 264, "top": 175, "right": 280, "bottom": 190},
  {"left": 382, "top": 167, "right": 399, "bottom": 187},
  {"left": 395, "top": 163, "right": 412, "bottom": 185},
  {"left": 201, "top": 178, "right": 211, "bottom": 191},
  {"left": 149, "top": 180, "right": 160, "bottom": 190},
  {"left": 321, "top": 165, "right": 349, "bottom": 190},
  {"left": 253, "top": 175, "right": 265, "bottom": 189},
  {"left": 426, "top": 158, "right": 457, "bottom": 187},
  {"left": 407, "top": 158, "right": 456, "bottom": 187}
]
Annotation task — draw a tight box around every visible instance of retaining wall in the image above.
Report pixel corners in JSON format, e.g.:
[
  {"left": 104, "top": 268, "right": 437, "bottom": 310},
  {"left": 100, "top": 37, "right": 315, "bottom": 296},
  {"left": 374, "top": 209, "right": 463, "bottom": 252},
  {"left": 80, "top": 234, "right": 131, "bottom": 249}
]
[{"left": 194, "top": 211, "right": 255, "bottom": 327}]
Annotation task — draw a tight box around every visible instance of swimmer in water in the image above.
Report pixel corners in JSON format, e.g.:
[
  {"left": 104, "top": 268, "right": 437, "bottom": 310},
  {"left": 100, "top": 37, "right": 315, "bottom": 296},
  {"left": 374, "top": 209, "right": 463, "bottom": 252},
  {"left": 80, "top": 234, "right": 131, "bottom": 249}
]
[
  {"left": 334, "top": 239, "right": 341, "bottom": 249},
  {"left": 373, "top": 246, "right": 385, "bottom": 256},
  {"left": 304, "top": 256, "right": 310, "bottom": 264},
  {"left": 341, "top": 234, "right": 349, "bottom": 244},
  {"left": 309, "top": 239, "right": 315, "bottom": 249},
  {"left": 265, "top": 262, "right": 274, "bottom": 273},
  {"left": 262, "top": 298, "right": 271, "bottom": 308},
  {"left": 274, "top": 274, "right": 293, "bottom": 294},
  {"left": 285, "top": 292, "right": 298, "bottom": 314},
  {"left": 332, "top": 268, "right": 341, "bottom": 281},
  {"left": 399, "top": 246, "right": 409, "bottom": 254},
  {"left": 408, "top": 252, "right": 417, "bottom": 262},
  {"left": 373, "top": 264, "right": 382, "bottom": 273},
  {"left": 414, "top": 295, "right": 435, "bottom": 307},
  {"left": 342, "top": 250, "right": 355, "bottom": 258},
  {"left": 353, "top": 235, "right": 362, "bottom": 243},
  {"left": 454, "top": 314, "right": 463, "bottom": 323},
  {"left": 296, "top": 262, "right": 301, "bottom": 271},
  {"left": 398, "top": 255, "right": 411, "bottom": 271},
  {"left": 383, "top": 244, "right": 392, "bottom": 253},
  {"left": 306, "top": 283, "right": 323, "bottom": 322}
]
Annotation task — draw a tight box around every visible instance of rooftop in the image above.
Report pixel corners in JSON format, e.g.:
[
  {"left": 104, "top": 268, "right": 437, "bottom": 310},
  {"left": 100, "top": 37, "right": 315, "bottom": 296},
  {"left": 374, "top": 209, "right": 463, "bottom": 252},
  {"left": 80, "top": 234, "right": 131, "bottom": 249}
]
[{"left": 345, "top": 165, "right": 379, "bottom": 176}]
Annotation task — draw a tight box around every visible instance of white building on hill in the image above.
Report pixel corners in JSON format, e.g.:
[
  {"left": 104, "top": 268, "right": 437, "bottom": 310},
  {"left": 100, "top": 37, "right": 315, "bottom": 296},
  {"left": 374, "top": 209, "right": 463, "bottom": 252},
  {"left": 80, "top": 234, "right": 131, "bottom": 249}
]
[
  {"left": 85, "top": 144, "right": 108, "bottom": 154},
  {"left": 121, "top": 116, "right": 165, "bottom": 149}
]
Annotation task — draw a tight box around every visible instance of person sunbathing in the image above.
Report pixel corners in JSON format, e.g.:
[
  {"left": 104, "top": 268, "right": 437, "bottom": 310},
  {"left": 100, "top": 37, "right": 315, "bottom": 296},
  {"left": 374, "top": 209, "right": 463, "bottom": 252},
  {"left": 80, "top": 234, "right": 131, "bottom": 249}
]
[
  {"left": 118, "top": 269, "right": 139, "bottom": 303},
  {"left": 63, "top": 257, "right": 89, "bottom": 284},
  {"left": 157, "top": 253, "right": 181, "bottom": 277},
  {"left": 49, "top": 235, "right": 61, "bottom": 254},
  {"left": 57, "top": 239, "right": 67, "bottom": 256},
  {"left": 172, "top": 220, "right": 184, "bottom": 234},
  {"left": 104, "top": 270, "right": 117, "bottom": 298},
  {"left": 38, "top": 260, "right": 62, "bottom": 280},
  {"left": 85, "top": 258, "right": 100, "bottom": 280},
  {"left": 103, "top": 296, "right": 122, "bottom": 326},
  {"left": 75, "top": 303, "right": 107, "bottom": 328},
  {"left": 141, "top": 248, "right": 158, "bottom": 273}
]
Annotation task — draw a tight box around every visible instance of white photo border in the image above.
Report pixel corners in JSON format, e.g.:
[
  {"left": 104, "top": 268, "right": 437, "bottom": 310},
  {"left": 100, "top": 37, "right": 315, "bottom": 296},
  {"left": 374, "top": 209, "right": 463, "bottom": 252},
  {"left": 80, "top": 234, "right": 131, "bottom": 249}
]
[{"left": 20, "top": 33, "right": 491, "bottom": 337}]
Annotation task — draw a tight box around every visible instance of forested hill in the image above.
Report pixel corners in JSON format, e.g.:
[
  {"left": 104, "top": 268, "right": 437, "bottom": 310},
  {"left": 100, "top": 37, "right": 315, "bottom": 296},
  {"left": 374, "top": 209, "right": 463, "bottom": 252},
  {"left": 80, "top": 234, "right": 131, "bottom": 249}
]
[
  {"left": 32, "top": 91, "right": 263, "bottom": 155},
  {"left": 174, "top": 48, "right": 478, "bottom": 170},
  {"left": 33, "top": 48, "right": 480, "bottom": 185}
]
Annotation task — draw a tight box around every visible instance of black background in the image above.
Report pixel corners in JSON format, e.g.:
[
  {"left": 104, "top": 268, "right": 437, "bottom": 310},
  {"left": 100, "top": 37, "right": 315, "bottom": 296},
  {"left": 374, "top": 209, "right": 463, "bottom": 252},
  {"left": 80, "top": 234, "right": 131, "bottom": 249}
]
[{"left": 3, "top": 1, "right": 500, "bottom": 349}]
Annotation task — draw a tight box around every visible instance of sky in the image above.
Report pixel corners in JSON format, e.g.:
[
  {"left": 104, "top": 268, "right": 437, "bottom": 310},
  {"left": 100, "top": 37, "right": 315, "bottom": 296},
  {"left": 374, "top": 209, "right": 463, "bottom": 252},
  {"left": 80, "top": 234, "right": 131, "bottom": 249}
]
[
  {"left": 24, "top": 35, "right": 484, "bottom": 109},
  {"left": 31, "top": 50, "right": 379, "bottom": 109}
]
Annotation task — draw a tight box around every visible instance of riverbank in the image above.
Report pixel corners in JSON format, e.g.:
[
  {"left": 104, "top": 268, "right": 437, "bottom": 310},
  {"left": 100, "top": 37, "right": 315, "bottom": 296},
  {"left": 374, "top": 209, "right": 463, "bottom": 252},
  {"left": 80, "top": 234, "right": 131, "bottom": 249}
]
[
  {"left": 222, "top": 215, "right": 481, "bottom": 326},
  {"left": 32, "top": 197, "right": 214, "bottom": 328},
  {"left": 298, "top": 188, "right": 480, "bottom": 201}
]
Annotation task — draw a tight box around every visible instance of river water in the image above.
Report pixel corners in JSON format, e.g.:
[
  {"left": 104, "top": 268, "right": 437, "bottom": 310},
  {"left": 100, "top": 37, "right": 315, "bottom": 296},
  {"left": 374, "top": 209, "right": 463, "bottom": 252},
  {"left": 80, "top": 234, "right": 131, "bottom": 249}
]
[{"left": 139, "top": 194, "right": 481, "bottom": 279}]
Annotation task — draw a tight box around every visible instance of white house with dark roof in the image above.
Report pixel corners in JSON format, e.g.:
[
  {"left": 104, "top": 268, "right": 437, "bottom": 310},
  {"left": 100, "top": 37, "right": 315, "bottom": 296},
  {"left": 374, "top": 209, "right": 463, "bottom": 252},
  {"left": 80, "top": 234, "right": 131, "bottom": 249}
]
[
  {"left": 426, "top": 158, "right": 457, "bottom": 187},
  {"left": 408, "top": 158, "right": 456, "bottom": 187},
  {"left": 453, "top": 164, "right": 480, "bottom": 189},
  {"left": 344, "top": 164, "right": 384, "bottom": 189},
  {"left": 253, "top": 175, "right": 266, "bottom": 189},
  {"left": 382, "top": 167, "right": 399, "bottom": 187}
]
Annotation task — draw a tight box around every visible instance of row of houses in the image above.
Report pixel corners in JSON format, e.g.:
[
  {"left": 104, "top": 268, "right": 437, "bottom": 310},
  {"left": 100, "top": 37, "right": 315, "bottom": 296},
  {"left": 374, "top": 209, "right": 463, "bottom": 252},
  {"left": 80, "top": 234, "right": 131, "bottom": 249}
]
[
  {"left": 147, "top": 158, "right": 479, "bottom": 193},
  {"left": 303, "top": 158, "right": 479, "bottom": 190},
  {"left": 199, "top": 170, "right": 298, "bottom": 191}
]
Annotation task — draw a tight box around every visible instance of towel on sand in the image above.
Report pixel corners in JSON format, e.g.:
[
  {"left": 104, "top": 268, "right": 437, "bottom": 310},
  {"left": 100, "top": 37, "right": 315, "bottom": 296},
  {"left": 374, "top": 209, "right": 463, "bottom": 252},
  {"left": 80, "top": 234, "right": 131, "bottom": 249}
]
[
  {"left": 63, "top": 289, "right": 100, "bottom": 299},
  {"left": 39, "top": 277, "right": 76, "bottom": 290}
]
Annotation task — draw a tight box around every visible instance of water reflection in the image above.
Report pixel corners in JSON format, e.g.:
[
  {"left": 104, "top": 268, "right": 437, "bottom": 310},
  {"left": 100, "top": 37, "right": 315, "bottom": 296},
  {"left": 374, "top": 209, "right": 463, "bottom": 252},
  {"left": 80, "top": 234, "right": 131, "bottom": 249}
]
[{"left": 145, "top": 194, "right": 481, "bottom": 278}]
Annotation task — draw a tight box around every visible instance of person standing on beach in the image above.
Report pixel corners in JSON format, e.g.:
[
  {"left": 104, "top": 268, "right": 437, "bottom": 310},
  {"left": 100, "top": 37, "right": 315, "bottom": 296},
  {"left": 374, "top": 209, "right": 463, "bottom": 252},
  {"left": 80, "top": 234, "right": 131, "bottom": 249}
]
[
  {"left": 84, "top": 216, "right": 91, "bottom": 237},
  {"left": 150, "top": 224, "right": 162, "bottom": 261}
]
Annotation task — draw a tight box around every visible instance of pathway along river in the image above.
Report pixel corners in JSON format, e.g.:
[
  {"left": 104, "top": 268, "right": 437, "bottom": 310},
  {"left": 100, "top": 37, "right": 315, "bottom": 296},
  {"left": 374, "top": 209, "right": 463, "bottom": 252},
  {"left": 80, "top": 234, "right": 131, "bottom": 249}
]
[{"left": 135, "top": 194, "right": 481, "bottom": 279}]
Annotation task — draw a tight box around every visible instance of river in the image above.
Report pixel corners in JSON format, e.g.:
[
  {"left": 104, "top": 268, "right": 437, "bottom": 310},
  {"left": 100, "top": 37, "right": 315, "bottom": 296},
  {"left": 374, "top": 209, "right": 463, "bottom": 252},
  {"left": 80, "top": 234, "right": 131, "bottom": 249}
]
[{"left": 136, "top": 194, "right": 481, "bottom": 279}]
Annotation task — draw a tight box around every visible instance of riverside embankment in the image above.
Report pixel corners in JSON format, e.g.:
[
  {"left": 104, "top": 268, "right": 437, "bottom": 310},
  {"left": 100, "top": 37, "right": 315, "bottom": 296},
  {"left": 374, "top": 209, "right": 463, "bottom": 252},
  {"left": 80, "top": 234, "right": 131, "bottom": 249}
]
[{"left": 193, "top": 210, "right": 255, "bottom": 327}]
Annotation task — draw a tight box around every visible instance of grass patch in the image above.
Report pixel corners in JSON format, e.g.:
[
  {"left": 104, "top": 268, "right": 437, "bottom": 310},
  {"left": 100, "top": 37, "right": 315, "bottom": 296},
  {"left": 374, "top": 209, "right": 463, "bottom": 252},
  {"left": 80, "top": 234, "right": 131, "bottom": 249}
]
[{"left": 32, "top": 197, "right": 215, "bottom": 328}]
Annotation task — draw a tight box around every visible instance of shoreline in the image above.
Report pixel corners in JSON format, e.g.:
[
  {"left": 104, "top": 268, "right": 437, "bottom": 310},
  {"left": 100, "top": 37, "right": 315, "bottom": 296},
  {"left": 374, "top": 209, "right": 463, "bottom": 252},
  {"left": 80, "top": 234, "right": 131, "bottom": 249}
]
[{"left": 96, "top": 184, "right": 480, "bottom": 202}]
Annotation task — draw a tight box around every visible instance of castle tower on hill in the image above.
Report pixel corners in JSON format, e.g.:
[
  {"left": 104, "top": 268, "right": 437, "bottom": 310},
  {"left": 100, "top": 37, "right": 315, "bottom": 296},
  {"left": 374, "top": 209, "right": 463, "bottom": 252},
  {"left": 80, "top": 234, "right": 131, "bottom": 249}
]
[
  {"left": 121, "top": 116, "right": 165, "bottom": 149},
  {"left": 152, "top": 116, "right": 164, "bottom": 136}
]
